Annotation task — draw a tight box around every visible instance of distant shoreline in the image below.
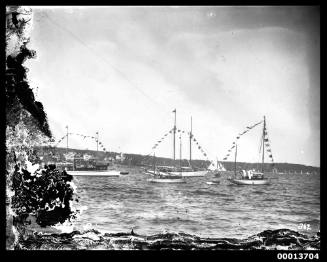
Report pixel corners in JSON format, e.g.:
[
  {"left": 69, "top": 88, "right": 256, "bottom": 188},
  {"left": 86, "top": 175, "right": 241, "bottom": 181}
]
[{"left": 34, "top": 146, "right": 320, "bottom": 173}]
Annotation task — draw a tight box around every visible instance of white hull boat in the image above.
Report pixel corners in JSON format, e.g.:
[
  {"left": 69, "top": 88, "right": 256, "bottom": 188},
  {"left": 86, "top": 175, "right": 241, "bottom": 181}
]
[
  {"left": 206, "top": 181, "right": 220, "bottom": 185},
  {"left": 147, "top": 177, "right": 186, "bottom": 183},
  {"left": 147, "top": 170, "right": 186, "bottom": 183},
  {"left": 69, "top": 170, "right": 120, "bottom": 177},
  {"left": 145, "top": 170, "right": 171, "bottom": 176},
  {"left": 144, "top": 170, "right": 157, "bottom": 176},
  {"left": 228, "top": 178, "right": 270, "bottom": 185},
  {"left": 170, "top": 170, "right": 208, "bottom": 177}
]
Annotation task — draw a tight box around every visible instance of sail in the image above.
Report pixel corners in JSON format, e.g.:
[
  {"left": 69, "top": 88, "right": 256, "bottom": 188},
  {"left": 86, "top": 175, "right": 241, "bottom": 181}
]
[
  {"left": 218, "top": 163, "right": 226, "bottom": 171},
  {"left": 207, "top": 160, "right": 226, "bottom": 171},
  {"left": 207, "top": 162, "right": 216, "bottom": 171}
]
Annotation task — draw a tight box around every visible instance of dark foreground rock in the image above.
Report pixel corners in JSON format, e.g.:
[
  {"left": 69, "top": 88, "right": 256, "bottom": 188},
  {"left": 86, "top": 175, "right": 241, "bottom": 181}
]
[{"left": 14, "top": 228, "right": 320, "bottom": 250}]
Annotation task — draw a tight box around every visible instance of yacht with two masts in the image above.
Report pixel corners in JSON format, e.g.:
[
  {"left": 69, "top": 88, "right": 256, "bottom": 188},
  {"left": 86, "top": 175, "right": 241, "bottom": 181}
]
[{"left": 147, "top": 109, "right": 210, "bottom": 183}]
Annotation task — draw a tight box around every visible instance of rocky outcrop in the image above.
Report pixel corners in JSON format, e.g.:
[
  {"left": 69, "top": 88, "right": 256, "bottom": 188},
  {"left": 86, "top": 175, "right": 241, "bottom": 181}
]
[{"left": 15, "top": 228, "right": 320, "bottom": 250}]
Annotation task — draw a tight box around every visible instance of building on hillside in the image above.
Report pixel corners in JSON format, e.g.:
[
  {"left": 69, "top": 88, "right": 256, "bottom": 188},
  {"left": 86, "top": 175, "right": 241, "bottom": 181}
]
[
  {"left": 73, "top": 157, "right": 109, "bottom": 171},
  {"left": 55, "top": 162, "right": 74, "bottom": 171}
]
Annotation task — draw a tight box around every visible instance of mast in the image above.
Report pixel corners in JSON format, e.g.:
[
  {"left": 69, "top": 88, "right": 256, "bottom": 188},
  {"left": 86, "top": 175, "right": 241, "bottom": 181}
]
[
  {"left": 96, "top": 131, "right": 99, "bottom": 152},
  {"left": 234, "top": 143, "right": 238, "bottom": 176},
  {"left": 173, "top": 109, "right": 176, "bottom": 162},
  {"left": 153, "top": 152, "right": 156, "bottom": 174},
  {"left": 179, "top": 134, "right": 182, "bottom": 174},
  {"left": 66, "top": 125, "right": 69, "bottom": 153},
  {"left": 189, "top": 116, "right": 192, "bottom": 166},
  {"left": 262, "top": 116, "right": 266, "bottom": 174}
]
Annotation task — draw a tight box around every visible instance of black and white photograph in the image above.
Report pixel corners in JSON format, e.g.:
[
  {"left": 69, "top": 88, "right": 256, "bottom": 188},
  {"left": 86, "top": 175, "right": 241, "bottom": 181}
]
[{"left": 5, "top": 5, "right": 320, "bottom": 254}]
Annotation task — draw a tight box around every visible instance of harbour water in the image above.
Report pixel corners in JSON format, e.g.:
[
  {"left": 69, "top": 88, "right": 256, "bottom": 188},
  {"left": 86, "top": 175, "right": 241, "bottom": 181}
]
[{"left": 70, "top": 169, "right": 320, "bottom": 239}]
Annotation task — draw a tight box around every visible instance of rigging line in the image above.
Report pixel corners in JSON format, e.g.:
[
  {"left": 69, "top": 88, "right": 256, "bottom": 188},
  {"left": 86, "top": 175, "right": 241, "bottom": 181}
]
[
  {"left": 258, "top": 126, "right": 263, "bottom": 154},
  {"left": 43, "top": 14, "right": 167, "bottom": 111},
  {"left": 257, "top": 130, "right": 263, "bottom": 171}
]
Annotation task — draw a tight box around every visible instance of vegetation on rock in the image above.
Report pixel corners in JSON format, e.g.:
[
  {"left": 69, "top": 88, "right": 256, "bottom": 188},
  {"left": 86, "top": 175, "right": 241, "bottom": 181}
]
[
  {"left": 11, "top": 164, "right": 76, "bottom": 227},
  {"left": 6, "top": 6, "right": 78, "bottom": 248}
]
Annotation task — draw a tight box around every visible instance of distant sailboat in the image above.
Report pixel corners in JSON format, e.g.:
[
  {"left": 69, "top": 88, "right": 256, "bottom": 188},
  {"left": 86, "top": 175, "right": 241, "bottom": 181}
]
[
  {"left": 207, "top": 158, "right": 225, "bottom": 177},
  {"left": 205, "top": 158, "right": 224, "bottom": 184},
  {"left": 227, "top": 116, "right": 271, "bottom": 185}
]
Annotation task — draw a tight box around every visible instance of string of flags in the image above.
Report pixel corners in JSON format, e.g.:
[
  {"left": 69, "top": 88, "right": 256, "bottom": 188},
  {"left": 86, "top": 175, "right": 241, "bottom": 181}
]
[
  {"left": 52, "top": 132, "right": 107, "bottom": 153},
  {"left": 53, "top": 134, "right": 67, "bottom": 148},
  {"left": 96, "top": 139, "right": 106, "bottom": 152},
  {"left": 190, "top": 134, "right": 210, "bottom": 161},
  {"left": 152, "top": 128, "right": 174, "bottom": 150},
  {"left": 150, "top": 128, "right": 210, "bottom": 161},
  {"left": 223, "top": 120, "right": 263, "bottom": 160},
  {"left": 69, "top": 132, "right": 96, "bottom": 140},
  {"left": 222, "top": 120, "right": 274, "bottom": 165},
  {"left": 263, "top": 124, "right": 274, "bottom": 165}
]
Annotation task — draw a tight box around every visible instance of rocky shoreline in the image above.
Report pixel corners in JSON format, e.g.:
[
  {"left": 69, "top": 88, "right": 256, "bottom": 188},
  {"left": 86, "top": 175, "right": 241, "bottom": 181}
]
[{"left": 14, "top": 228, "right": 320, "bottom": 250}]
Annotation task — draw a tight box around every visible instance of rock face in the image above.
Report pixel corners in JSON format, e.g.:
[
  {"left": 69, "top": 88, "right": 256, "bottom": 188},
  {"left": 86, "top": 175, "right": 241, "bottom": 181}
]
[
  {"left": 6, "top": 6, "right": 53, "bottom": 249},
  {"left": 14, "top": 228, "right": 320, "bottom": 250},
  {"left": 6, "top": 204, "right": 16, "bottom": 250}
]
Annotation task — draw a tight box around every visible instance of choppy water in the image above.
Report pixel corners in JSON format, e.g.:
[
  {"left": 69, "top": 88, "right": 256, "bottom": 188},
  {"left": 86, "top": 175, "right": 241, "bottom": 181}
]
[{"left": 70, "top": 169, "right": 320, "bottom": 239}]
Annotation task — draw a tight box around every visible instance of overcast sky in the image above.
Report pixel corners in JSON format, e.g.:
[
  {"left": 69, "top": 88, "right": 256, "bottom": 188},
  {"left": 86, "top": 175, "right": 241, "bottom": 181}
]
[{"left": 25, "top": 6, "right": 320, "bottom": 167}]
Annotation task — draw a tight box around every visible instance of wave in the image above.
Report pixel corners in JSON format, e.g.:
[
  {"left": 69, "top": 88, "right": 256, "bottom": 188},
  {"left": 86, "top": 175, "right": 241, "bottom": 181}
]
[
  {"left": 150, "top": 217, "right": 195, "bottom": 225},
  {"left": 192, "top": 190, "right": 223, "bottom": 197},
  {"left": 15, "top": 228, "right": 320, "bottom": 250},
  {"left": 252, "top": 190, "right": 265, "bottom": 195},
  {"left": 263, "top": 198, "right": 276, "bottom": 202},
  {"left": 298, "top": 218, "right": 320, "bottom": 226}
]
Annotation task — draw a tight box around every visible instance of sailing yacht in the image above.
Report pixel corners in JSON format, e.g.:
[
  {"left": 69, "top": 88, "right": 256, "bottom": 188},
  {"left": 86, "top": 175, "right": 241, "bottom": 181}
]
[
  {"left": 169, "top": 165, "right": 208, "bottom": 177},
  {"left": 147, "top": 152, "right": 186, "bottom": 183},
  {"left": 227, "top": 116, "right": 271, "bottom": 185},
  {"left": 147, "top": 109, "right": 185, "bottom": 183},
  {"left": 169, "top": 116, "right": 208, "bottom": 177}
]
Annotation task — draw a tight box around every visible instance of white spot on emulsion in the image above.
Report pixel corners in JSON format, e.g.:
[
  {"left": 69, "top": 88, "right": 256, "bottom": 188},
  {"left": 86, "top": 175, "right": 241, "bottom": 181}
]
[
  {"left": 52, "top": 220, "right": 75, "bottom": 233},
  {"left": 67, "top": 181, "right": 77, "bottom": 193},
  {"left": 82, "top": 223, "right": 94, "bottom": 231},
  {"left": 207, "top": 11, "right": 216, "bottom": 18},
  {"left": 26, "top": 160, "right": 40, "bottom": 175}
]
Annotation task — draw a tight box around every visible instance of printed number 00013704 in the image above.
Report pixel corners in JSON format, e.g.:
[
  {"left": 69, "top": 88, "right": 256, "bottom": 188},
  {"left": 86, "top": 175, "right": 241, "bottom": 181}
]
[{"left": 277, "top": 253, "right": 319, "bottom": 260}]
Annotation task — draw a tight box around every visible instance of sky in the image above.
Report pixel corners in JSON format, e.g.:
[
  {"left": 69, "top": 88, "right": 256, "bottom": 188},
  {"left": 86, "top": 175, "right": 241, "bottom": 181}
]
[{"left": 24, "top": 6, "right": 320, "bottom": 167}]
